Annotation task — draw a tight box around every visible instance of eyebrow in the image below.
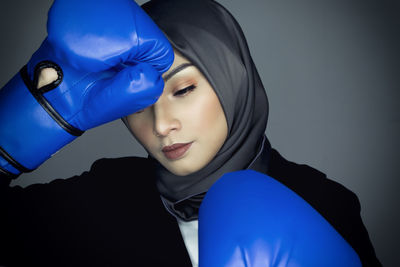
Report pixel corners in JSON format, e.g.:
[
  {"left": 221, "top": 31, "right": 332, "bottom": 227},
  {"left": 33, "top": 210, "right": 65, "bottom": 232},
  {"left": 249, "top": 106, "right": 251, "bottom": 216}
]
[{"left": 163, "top": 63, "right": 194, "bottom": 82}]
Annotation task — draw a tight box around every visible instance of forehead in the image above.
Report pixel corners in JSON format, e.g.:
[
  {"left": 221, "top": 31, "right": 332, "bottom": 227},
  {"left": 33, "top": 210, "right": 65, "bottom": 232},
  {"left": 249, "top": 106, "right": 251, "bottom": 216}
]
[{"left": 162, "top": 52, "right": 191, "bottom": 79}]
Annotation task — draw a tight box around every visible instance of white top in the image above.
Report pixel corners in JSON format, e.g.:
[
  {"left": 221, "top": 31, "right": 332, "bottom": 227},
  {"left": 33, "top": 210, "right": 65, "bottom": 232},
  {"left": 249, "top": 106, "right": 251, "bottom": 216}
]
[{"left": 177, "top": 219, "right": 199, "bottom": 267}]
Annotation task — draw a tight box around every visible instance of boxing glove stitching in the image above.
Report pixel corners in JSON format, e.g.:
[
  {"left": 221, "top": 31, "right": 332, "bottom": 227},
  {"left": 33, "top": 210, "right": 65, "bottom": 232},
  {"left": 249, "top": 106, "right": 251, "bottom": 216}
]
[
  {"left": 63, "top": 71, "right": 105, "bottom": 124},
  {"left": 0, "top": 146, "right": 32, "bottom": 173},
  {"left": 20, "top": 65, "right": 84, "bottom": 137}
]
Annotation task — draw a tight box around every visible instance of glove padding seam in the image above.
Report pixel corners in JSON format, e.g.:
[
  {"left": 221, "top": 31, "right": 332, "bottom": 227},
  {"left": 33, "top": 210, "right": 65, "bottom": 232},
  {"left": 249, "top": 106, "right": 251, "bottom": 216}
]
[
  {"left": 0, "top": 145, "right": 32, "bottom": 173},
  {"left": 20, "top": 64, "right": 85, "bottom": 137},
  {"left": 0, "top": 166, "right": 17, "bottom": 180}
]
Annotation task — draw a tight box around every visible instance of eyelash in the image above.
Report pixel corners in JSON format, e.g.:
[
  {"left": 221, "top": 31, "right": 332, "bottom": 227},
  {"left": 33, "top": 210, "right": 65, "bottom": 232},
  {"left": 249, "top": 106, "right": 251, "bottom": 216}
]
[
  {"left": 173, "top": 84, "right": 197, "bottom": 97},
  {"left": 134, "top": 84, "right": 196, "bottom": 114}
]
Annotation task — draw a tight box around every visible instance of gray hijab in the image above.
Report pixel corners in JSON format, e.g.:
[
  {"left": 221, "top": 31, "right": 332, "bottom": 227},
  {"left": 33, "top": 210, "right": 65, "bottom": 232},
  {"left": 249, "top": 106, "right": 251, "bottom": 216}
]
[{"left": 141, "top": 0, "right": 270, "bottom": 221}]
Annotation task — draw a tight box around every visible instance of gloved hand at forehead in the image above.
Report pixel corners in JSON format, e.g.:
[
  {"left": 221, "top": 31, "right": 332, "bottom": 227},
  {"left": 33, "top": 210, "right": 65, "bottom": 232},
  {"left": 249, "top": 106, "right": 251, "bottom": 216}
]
[
  {"left": 199, "top": 170, "right": 362, "bottom": 267},
  {"left": 0, "top": 0, "right": 173, "bottom": 177}
]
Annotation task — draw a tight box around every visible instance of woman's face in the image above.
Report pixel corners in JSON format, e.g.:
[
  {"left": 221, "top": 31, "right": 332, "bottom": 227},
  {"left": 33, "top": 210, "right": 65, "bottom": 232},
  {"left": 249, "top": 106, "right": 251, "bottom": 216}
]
[{"left": 125, "top": 52, "right": 228, "bottom": 176}]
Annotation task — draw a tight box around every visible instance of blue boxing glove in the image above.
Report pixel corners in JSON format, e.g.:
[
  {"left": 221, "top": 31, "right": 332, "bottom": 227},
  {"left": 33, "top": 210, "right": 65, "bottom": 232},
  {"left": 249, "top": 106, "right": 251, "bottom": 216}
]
[
  {"left": 199, "top": 170, "right": 361, "bottom": 267},
  {"left": 0, "top": 0, "right": 173, "bottom": 177}
]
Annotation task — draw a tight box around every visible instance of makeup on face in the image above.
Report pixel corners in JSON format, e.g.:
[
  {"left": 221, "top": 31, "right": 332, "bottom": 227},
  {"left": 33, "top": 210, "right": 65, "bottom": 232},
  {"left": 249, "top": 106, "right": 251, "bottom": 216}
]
[
  {"left": 162, "top": 142, "right": 193, "bottom": 160},
  {"left": 163, "top": 62, "right": 194, "bottom": 82},
  {"left": 126, "top": 52, "right": 228, "bottom": 176},
  {"left": 172, "top": 84, "right": 197, "bottom": 97}
]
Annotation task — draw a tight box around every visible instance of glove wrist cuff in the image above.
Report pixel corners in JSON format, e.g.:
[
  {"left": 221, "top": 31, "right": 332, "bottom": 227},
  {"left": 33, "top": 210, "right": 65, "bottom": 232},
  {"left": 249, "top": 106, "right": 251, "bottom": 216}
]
[
  {"left": 22, "top": 64, "right": 85, "bottom": 136},
  {"left": 0, "top": 71, "right": 79, "bottom": 173}
]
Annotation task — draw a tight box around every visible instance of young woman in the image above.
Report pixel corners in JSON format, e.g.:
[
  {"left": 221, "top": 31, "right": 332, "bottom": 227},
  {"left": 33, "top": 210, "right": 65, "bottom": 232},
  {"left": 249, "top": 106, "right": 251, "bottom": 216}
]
[{"left": 0, "top": 0, "right": 381, "bottom": 266}]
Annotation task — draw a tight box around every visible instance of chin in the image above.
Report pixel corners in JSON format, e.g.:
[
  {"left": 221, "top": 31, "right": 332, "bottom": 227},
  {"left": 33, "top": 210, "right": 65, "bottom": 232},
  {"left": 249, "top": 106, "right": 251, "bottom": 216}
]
[
  {"left": 158, "top": 153, "right": 206, "bottom": 176},
  {"left": 168, "top": 167, "right": 193, "bottom": 177},
  {"left": 165, "top": 161, "right": 200, "bottom": 176}
]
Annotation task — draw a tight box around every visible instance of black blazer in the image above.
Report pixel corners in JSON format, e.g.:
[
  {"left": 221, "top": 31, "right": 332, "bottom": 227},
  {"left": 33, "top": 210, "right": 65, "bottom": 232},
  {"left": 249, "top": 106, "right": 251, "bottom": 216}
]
[{"left": 0, "top": 149, "right": 381, "bottom": 266}]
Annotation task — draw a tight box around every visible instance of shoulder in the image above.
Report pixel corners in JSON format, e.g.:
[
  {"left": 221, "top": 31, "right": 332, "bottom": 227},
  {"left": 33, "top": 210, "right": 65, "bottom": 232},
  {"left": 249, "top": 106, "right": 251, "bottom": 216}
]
[
  {"left": 267, "top": 148, "right": 360, "bottom": 213},
  {"left": 22, "top": 156, "right": 159, "bottom": 198},
  {"left": 84, "top": 156, "right": 157, "bottom": 187},
  {"left": 89, "top": 156, "right": 154, "bottom": 173},
  {"left": 267, "top": 148, "right": 360, "bottom": 240},
  {"left": 268, "top": 148, "right": 381, "bottom": 266}
]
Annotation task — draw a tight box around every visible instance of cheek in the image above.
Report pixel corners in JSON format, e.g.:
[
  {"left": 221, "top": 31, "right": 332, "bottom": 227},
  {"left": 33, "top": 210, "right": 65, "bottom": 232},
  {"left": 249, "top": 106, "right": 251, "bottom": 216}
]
[
  {"left": 184, "top": 88, "right": 227, "bottom": 141},
  {"left": 126, "top": 115, "right": 155, "bottom": 150}
]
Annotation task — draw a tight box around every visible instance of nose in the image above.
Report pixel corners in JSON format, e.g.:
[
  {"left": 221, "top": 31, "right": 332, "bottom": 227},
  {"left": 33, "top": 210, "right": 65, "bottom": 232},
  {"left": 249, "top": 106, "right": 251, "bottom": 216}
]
[{"left": 153, "top": 101, "right": 181, "bottom": 137}]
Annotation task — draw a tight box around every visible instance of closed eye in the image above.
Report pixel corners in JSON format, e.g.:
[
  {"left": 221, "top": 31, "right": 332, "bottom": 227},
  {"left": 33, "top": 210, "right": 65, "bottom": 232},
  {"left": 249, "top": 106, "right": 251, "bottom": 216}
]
[{"left": 173, "top": 84, "right": 197, "bottom": 97}]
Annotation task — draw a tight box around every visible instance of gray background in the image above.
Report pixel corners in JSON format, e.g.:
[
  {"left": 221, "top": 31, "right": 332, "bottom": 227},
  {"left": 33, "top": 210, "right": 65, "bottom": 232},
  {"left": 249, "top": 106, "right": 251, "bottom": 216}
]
[{"left": 1, "top": 0, "right": 399, "bottom": 265}]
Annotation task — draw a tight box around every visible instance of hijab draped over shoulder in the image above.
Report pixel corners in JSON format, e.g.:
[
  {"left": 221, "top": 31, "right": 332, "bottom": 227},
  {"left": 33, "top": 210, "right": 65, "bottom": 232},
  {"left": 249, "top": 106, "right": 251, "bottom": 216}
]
[{"left": 142, "top": 0, "right": 270, "bottom": 221}]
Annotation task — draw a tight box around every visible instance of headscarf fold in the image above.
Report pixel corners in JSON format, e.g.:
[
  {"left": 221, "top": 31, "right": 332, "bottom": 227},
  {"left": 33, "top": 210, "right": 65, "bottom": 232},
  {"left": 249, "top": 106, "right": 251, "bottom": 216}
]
[{"left": 142, "top": 0, "right": 270, "bottom": 221}]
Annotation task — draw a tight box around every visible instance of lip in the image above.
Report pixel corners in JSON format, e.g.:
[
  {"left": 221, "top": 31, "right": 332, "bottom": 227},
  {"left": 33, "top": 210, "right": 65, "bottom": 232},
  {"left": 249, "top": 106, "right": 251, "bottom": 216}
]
[{"left": 162, "top": 142, "right": 193, "bottom": 160}]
